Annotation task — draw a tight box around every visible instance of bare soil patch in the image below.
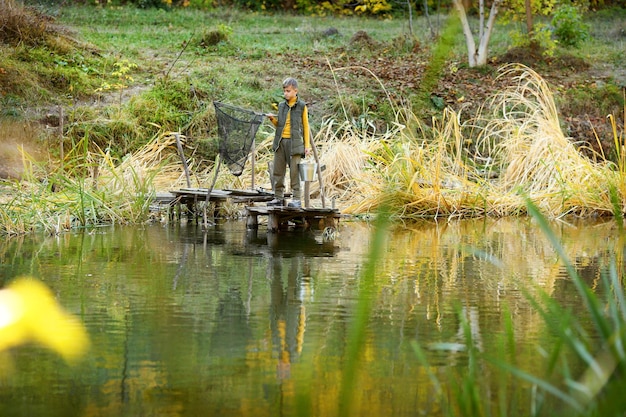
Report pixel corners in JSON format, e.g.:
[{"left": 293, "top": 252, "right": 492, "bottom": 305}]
[{"left": 282, "top": 37, "right": 622, "bottom": 156}]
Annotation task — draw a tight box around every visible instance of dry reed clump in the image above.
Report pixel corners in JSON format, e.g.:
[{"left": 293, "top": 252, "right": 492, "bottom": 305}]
[
  {"left": 0, "top": 0, "right": 69, "bottom": 48},
  {"left": 475, "top": 64, "right": 617, "bottom": 217},
  {"left": 93, "top": 131, "right": 223, "bottom": 194},
  {"left": 0, "top": 132, "right": 198, "bottom": 235},
  {"left": 317, "top": 105, "right": 494, "bottom": 218},
  {"left": 319, "top": 64, "right": 622, "bottom": 219},
  {"left": 94, "top": 133, "right": 179, "bottom": 195},
  {"left": 310, "top": 119, "right": 389, "bottom": 207}
]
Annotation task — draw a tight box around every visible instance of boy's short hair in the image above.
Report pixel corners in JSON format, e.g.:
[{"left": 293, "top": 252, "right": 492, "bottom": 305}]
[{"left": 282, "top": 77, "right": 298, "bottom": 89}]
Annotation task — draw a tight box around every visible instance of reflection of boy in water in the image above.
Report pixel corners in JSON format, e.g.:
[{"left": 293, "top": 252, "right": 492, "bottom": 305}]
[{"left": 269, "top": 255, "right": 306, "bottom": 380}]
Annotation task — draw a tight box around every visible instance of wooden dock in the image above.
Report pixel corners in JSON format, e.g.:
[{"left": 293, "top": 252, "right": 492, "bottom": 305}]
[
  {"left": 154, "top": 188, "right": 275, "bottom": 220},
  {"left": 149, "top": 134, "right": 341, "bottom": 234},
  {"left": 245, "top": 205, "right": 341, "bottom": 233},
  {"left": 153, "top": 187, "right": 341, "bottom": 234}
]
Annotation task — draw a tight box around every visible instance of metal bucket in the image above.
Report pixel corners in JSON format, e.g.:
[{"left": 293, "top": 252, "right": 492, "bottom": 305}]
[{"left": 298, "top": 162, "right": 317, "bottom": 182}]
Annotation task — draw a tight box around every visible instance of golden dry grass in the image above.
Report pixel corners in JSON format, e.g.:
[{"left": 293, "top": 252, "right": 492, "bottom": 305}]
[{"left": 475, "top": 65, "right": 615, "bottom": 216}]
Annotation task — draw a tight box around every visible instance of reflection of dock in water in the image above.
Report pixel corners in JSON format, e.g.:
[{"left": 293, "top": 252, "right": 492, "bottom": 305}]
[
  {"left": 245, "top": 229, "right": 340, "bottom": 258},
  {"left": 164, "top": 221, "right": 339, "bottom": 258},
  {"left": 245, "top": 206, "right": 341, "bottom": 233}
]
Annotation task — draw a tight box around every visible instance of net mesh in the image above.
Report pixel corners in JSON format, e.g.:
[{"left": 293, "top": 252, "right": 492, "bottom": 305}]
[{"left": 214, "top": 101, "right": 265, "bottom": 176}]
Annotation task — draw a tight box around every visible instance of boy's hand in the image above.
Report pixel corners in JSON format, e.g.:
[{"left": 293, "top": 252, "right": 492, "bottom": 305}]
[
  {"left": 267, "top": 113, "right": 277, "bottom": 123},
  {"left": 305, "top": 148, "right": 312, "bottom": 157}
]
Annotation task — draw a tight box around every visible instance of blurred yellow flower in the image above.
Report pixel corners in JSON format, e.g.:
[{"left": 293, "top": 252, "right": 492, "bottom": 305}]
[{"left": 0, "top": 278, "right": 90, "bottom": 362}]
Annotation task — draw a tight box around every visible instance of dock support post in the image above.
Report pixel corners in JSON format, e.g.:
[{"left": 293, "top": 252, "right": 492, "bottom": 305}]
[
  {"left": 323, "top": 215, "right": 337, "bottom": 229},
  {"left": 246, "top": 209, "right": 259, "bottom": 229},
  {"left": 268, "top": 212, "right": 279, "bottom": 233}
]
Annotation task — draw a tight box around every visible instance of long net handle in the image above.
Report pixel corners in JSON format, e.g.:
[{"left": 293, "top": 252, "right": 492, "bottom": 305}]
[
  {"left": 174, "top": 133, "right": 191, "bottom": 188},
  {"left": 309, "top": 127, "right": 326, "bottom": 208},
  {"left": 250, "top": 138, "right": 255, "bottom": 190},
  {"left": 203, "top": 154, "right": 221, "bottom": 230}
]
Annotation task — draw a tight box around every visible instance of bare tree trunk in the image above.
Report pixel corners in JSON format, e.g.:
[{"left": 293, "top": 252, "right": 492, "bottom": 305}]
[
  {"left": 525, "top": 0, "right": 534, "bottom": 37},
  {"left": 407, "top": 0, "right": 414, "bottom": 37},
  {"left": 479, "top": 0, "right": 484, "bottom": 41},
  {"left": 453, "top": 0, "right": 502, "bottom": 67},
  {"left": 476, "top": 0, "right": 501, "bottom": 65},
  {"left": 453, "top": 0, "right": 478, "bottom": 66},
  {"left": 424, "top": 0, "right": 439, "bottom": 39}
]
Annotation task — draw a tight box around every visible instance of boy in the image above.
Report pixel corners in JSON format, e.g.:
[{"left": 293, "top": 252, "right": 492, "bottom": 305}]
[{"left": 266, "top": 77, "right": 311, "bottom": 208}]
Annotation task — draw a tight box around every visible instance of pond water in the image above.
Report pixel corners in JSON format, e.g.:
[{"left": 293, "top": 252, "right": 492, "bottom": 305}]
[{"left": 0, "top": 217, "right": 621, "bottom": 417}]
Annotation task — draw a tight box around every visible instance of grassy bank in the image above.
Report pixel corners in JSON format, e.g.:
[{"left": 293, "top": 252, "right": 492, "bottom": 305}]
[{"left": 0, "top": 2, "right": 625, "bottom": 234}]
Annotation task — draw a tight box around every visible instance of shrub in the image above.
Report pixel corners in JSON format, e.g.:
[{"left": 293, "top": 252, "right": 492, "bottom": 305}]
[
  {"left": 509, "top": 23, "right": 557, "bottom": 57},
  {"left": 199, "top": 24, "right": 232, "bottom": 47},
  {"left": 551, "top": 5, "right": 590, "bottom": 47}
]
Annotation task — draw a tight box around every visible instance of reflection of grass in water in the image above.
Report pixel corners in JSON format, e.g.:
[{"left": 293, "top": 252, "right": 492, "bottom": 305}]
[
  {"left": 518, "top": 198, "right": 626, "bottom": 416},
  {"left": 386, "top": 200, "right": 626, "bottom": 417},
  {"left": 295, "top": 206, "right": 624, "bottom": 416},
  {"left": 337, "top": 204, "right": 390, "bottom": 416}
]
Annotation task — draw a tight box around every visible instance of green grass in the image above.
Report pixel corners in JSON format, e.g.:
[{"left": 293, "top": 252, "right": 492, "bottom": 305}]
[
  {"left": 47, "top": 6, "right": 438, "bottom": 161},
  {"left": 48, "top": 5, "right": 622, "bottom": 148},
  {"left": 3, "top": 4, "right": 622, "bottom": 146},
  {"left": 315, "top": 193, "right": 626, "bottom": 417}
]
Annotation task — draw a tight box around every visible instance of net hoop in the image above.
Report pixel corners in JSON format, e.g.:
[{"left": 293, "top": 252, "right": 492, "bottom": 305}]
[{"left": 214, "top": 101, "right": 265, "bottom": 176}]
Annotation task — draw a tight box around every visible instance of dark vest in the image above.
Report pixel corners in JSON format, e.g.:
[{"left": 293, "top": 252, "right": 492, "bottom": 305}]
[{"left": 273, "top": 98, "right": 306, "bottom": 155}]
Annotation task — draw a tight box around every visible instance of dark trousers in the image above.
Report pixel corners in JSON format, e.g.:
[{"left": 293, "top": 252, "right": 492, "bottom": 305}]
[{"left": 272, "top": 138, "right": 302, "bottom": 200}]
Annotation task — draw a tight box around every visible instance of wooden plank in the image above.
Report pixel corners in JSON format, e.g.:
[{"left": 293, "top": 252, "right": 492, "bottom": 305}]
[
  {"left": 154, "top": 192, "right": 177, "bottom": 202},
  {"left": 174, "top": 188, "right": 232, "bottom": 197},
  {"left": 224, "top": 188, "right": 274, "bottom": 197},
  {"left": 246, "top": 206, "right": 340, "bottom": 215},
  {"left": 155, "top": 189, "right": 341, "bottom": 227},
  {"left": 231, "top": 196, "right": 275, "bottom": 204}
]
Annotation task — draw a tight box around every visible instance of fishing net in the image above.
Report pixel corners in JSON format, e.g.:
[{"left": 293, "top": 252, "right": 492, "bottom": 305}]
[{"left": 214, "top": 101, "right": 265, "bottom": 176}]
